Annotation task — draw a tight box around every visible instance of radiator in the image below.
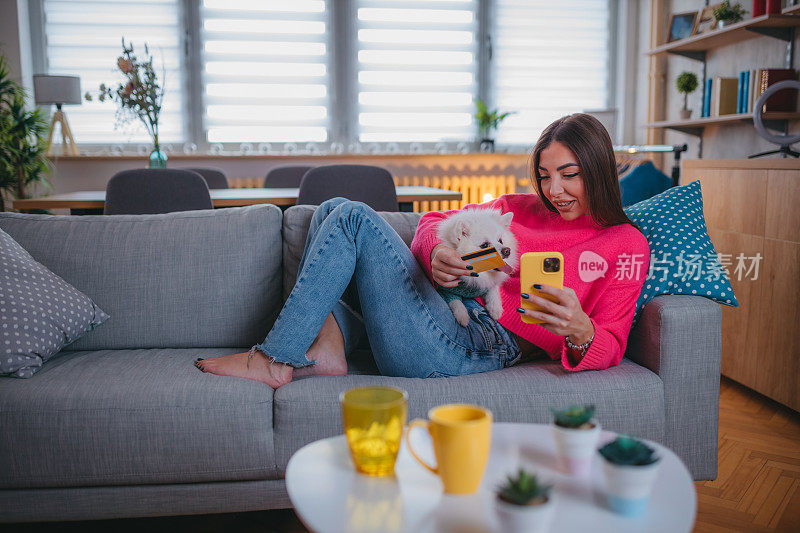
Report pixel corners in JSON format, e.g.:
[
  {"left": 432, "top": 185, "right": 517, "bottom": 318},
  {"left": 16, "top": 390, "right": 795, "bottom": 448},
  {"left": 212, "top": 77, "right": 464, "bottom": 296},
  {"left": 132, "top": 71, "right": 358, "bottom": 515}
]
[
  {"left": 393, "top": 174, "right": 517, "bottom": 212},
  {"left": 229, "top": 174, "right": 518, "bottom": 213},
  {"left": 230, "top": 177, "right": 263, "bottom": 189}
]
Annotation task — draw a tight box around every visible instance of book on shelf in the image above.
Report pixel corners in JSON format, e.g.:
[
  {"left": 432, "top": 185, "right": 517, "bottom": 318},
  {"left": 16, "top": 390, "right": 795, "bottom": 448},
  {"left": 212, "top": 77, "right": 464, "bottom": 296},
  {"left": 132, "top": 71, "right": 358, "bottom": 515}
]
[
  {"left": 744, "top": 71, "right": 752, "bottom": 113},
  {"left": 703, "top": 78, "right": 713, "bottom": 117},
  {"left": 731, "top": 68, "right": 796, "bottom": 116},
  {"left": 737, "top": 71, "right": 744, "bottom": 114},
  {"left": 713, "top": 77, "right": 738, "bottom": 116},
  {"left": 758, "top": 68, "right": 796, "bottom": 113}
]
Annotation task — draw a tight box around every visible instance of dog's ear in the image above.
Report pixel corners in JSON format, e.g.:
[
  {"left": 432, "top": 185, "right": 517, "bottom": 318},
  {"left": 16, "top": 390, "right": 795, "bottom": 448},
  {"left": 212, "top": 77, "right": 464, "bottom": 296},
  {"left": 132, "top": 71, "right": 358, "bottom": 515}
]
[
  {"left": 499, "top": 212, "right": 513, "bottom": 228},
  {"left": 455, "top": 220, "right": 470, "bottom": 240}
]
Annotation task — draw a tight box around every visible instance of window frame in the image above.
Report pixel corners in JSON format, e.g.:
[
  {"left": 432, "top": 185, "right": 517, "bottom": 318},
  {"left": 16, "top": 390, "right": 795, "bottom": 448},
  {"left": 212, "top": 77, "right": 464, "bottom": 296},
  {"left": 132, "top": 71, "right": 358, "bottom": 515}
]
[{"left": 28, "top": 0, "right": 620, "bottom": 153}]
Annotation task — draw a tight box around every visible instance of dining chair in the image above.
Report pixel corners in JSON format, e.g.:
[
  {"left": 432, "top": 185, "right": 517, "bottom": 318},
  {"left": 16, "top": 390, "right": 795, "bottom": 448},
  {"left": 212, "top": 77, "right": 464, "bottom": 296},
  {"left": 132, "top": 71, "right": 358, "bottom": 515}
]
[
  {"left": 104, "top": 169, "right": 213, "bottom": 215},
  {"left": 297, "top": 164, "right": 398, "bottom": 211},
  {"left": 182, "top": 167, "right": 229, "bottom": 189},
  {"left": 263, "top": 165, "right": 315, "bottom": 188}
]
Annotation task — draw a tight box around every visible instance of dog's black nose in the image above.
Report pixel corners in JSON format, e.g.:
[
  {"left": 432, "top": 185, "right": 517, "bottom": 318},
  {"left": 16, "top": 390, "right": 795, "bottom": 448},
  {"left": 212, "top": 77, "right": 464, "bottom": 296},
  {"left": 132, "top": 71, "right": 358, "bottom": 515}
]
[{"left": 501, "top": 247, "right": 511, "bottom": 258}]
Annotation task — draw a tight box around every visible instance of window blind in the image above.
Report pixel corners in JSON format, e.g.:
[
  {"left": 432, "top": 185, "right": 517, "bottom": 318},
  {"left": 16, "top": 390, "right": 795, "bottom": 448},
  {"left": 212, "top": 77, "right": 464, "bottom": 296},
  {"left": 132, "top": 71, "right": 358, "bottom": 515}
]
[
  {"left": 492, "top": 0, "right": 610, "bottom": 145},
  {"left": 355, "top": 0, "right": 478, "bottom": 143},
  {"left": 200, "top": 0, "right": 329, "bottom": 144},
  {"left": 43, "top": 0, "right": 185, "bottom": 144}
]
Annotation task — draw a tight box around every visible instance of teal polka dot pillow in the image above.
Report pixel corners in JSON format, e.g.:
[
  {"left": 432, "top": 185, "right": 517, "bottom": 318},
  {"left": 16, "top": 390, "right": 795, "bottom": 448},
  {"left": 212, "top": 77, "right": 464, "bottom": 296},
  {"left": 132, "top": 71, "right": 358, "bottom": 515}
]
[{"left": 624, "top": 180, "right": 738, "bottom": 323}]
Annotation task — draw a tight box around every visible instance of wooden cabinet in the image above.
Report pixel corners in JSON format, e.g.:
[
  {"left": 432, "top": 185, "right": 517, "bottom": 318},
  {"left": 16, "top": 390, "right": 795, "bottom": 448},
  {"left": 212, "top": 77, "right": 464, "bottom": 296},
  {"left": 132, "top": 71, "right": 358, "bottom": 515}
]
[{"left": 682, "top": 159, "right": 800, "bottom": 411}]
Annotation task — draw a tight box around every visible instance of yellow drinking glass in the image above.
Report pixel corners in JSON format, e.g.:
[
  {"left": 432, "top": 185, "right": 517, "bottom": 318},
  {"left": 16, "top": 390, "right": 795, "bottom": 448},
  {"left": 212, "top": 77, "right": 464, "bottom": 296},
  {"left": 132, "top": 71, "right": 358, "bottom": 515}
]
[{"left": 340, "top": 386, "right": 408, "bottom": 476}]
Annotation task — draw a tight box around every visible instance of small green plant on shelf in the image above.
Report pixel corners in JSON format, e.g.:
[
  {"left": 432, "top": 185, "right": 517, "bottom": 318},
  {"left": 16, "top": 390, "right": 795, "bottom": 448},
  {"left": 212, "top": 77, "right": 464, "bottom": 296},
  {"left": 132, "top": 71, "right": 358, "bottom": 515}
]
[
  {"left": 550, "top": 404, "right": 595, "bottom": 429},
  {"left": 676, "top": 72, "right": 699, "bottom": 119},
  {"left": 598, "top": 435, "right": 659, "bottom": 466},
  {"left": 496, "top": 468, "right": 552, "bottom": 506},
  {"left": 714, "top": 1, "right": 747, "bottom": 25}
]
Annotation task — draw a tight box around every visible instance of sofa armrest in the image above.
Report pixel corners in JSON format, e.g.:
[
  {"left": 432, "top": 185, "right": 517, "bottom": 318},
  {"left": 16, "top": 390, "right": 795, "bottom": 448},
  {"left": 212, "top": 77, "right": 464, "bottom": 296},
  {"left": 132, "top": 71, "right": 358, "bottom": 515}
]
[{"left": 626, "top": 295, "right": 722, "bottom": 480}]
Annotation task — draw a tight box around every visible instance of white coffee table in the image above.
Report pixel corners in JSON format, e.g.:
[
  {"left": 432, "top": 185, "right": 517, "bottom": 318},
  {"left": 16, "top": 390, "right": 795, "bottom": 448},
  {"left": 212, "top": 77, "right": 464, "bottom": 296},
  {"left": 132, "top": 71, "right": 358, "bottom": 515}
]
[{"left": 286, "top": 422, "right": 696, "bottom": 533}]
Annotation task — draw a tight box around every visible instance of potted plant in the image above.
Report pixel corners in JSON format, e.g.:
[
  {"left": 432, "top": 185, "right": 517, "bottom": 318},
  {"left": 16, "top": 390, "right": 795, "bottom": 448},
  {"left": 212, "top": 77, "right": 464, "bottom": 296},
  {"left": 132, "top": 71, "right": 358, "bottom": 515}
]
[
  {"left": 598, "top": 435, "right": 661, "bottom": 517},
  {"left": 714, "top": 1, "right": 747, "bottom": 28},
  {"left": 474, "top": 98, "right": 514, "bottom": 153},
  {"left": 85, "top": 38, "right": 166, "bottom": 168},
  {"left": 0, "top": 54, "right": 51, "bottom": 212},
  {"left": 495, "top": 468, "right": 554, "bottom": 533},
  {"left": 550, "top": 404, "right": 600, "bottom": 476},
  {"left": 676, "top": 72, "right": 699, "bottom": 120}
]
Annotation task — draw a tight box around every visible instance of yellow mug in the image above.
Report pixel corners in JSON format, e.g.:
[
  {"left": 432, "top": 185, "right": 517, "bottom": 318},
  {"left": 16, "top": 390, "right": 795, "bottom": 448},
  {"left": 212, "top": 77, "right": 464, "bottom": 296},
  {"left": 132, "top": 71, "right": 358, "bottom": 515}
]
[
  {"left": 341, "top": 386, "right": 408, "bottom": 477},
  {"left": 405, "top": 404, "right": 493, "bottom": 494}
]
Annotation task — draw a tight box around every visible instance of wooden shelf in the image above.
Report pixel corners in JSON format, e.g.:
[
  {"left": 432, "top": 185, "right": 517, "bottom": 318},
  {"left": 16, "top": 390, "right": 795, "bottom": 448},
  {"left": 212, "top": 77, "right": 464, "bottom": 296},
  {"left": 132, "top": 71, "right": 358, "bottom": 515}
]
[
  {"left": 646, "top": 112, "right": 800, "bottom": 136},
  {"left": 648, "top": 13, "right": 800, "bottom": 59}
]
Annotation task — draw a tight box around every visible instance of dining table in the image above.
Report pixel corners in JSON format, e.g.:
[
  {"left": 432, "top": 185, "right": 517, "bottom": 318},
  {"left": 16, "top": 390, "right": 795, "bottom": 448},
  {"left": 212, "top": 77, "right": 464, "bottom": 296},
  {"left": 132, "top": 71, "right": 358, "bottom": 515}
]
[{"left": 12, "top": 186, "right": 462, "bottom": 214}]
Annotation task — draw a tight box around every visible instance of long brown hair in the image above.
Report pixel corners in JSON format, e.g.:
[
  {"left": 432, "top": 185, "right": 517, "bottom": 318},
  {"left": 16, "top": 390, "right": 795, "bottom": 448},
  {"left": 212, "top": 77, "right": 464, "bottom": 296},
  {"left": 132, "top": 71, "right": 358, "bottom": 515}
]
[{"left": 529, "top": 113, "right": 637, "bottom": 229}]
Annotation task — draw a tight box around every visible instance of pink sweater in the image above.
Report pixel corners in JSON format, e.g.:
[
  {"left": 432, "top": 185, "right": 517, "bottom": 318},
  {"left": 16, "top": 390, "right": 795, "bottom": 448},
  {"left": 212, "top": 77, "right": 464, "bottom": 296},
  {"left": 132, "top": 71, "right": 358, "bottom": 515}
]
[{"left": 411, "top": 194, "right": 649, "bottom": 372}]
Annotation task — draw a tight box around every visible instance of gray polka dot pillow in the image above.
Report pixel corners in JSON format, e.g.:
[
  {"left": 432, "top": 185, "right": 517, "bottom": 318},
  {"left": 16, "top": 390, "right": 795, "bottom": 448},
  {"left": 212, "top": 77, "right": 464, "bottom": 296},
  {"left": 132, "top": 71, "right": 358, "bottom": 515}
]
[
  {"left": 1, "top": 228, "right": 109, "bottom": 378},
  {"left": 624, "top": 180, "right": 738, "bottom": 323}
]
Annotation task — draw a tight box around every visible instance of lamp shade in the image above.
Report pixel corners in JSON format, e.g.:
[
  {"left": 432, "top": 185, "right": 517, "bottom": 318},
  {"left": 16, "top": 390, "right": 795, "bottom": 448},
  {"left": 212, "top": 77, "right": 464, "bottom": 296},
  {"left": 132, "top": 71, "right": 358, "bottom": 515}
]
[{"left": 33, "top": 74, "right": 82, "bottom": 105}]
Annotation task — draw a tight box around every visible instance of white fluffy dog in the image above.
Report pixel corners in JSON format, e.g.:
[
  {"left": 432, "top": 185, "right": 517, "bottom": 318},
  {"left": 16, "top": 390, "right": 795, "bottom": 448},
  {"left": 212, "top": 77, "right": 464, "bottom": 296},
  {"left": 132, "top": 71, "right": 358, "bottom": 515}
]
[{"left": 436, "top": 208, "right": 518, "bottom": 326}]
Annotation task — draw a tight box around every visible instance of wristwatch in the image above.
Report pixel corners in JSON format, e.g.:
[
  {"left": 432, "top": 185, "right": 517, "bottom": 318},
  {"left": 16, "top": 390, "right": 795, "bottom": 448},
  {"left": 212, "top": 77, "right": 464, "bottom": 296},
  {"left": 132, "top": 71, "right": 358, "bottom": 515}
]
[{"left": 566, "top": 333, "right": 594, "bottom": 356}]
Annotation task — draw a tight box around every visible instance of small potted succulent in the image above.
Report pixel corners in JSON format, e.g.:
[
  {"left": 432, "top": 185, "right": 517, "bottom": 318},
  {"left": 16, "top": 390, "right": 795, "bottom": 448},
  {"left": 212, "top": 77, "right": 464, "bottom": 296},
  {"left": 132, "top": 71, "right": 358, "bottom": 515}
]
[
  {"left": 714, "top": 1, "right": 747, "bottom": 28},
  {"left": 495, "top": 468, "right": 554, "bottom": 533},
  {"left": 598, "top": 435, "right": 661, "bottom": 517},
  {"left": 676, "top": 72, "right": 698, "bottom": 120},
  {"left": 550, "top": 404, "right": 600, "bottom": 476}
]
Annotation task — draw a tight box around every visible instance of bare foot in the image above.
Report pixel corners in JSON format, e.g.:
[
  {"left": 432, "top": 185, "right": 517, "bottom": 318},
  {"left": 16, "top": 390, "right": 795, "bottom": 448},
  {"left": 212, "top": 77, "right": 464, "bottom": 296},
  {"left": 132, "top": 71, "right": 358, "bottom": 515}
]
[
  {"left": 195, "top": 350, "right": 293, "bottom": 388},
  {"left": 293, "top": 312, "right": 348, "bottom": 378}
]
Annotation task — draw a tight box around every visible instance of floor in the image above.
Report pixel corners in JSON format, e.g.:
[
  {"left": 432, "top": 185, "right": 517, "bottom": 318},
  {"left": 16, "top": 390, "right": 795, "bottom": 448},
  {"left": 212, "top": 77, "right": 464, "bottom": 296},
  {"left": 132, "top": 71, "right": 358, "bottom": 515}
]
[
  {"left": 694, "top": 378, "right": 800, "bottom": 532},
  {"left": 6, "top": 377, "right": 799, "bottom": 533}
]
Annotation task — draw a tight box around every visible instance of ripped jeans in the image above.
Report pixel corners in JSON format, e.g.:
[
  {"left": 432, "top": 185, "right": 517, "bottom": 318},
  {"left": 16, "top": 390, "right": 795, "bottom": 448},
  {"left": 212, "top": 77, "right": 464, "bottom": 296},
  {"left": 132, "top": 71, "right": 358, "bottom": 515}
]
[{"left": 253, "top": 198, "right": 521, "bottom": 378}]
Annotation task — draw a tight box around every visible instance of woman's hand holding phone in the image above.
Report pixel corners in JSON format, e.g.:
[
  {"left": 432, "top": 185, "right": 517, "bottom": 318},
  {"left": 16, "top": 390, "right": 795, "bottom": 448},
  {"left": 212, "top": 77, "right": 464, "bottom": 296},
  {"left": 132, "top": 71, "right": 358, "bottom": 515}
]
[
  {"left": 430, "top": 244, "right": 473, "bottom": 288},
  {"left": 519, "top": 285, "right": 594, "bottom": 345}
]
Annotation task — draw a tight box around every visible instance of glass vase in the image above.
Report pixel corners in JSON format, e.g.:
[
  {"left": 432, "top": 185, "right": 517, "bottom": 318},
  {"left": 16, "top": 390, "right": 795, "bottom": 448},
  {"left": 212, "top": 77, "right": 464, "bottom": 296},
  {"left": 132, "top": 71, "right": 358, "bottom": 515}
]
[{"left": 148, "top": 147, "right": 168, "bottom": 168}]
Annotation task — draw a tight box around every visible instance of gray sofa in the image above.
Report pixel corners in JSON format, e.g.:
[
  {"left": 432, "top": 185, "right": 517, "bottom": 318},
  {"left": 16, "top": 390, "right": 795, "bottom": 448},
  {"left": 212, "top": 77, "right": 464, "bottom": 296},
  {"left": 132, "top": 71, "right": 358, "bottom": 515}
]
[{"left": 0, "top": 204, "right": 721, "bottom": 523}]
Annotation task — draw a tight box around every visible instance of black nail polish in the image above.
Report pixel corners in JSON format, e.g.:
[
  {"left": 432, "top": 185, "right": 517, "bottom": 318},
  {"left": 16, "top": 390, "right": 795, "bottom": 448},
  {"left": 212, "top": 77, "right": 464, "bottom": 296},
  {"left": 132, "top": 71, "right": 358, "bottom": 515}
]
[
  {"left": 533, "top": 284, "right": 542, "bottom": 289},
  {"left": 471, "top": 272, "right": 479, "bottom": 277},
  {"left": 196, "top": 358, "right": 204, "bottom": 361},
  {"left": 466, "top": 265, "right": 473, "bottom": 270},
  {"left": 521, "top": 293, "right": 530, "bottom": 299},
  {"left": 516, "top": 307, "right": 525, "bottom": 313}
]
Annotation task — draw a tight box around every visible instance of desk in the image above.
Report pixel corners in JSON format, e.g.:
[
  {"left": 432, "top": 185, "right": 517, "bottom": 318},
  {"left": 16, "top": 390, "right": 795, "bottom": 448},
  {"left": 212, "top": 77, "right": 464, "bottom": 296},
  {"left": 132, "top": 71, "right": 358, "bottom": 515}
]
[{"left": 12, "top": 186, "right": 462, "bottom": 214}]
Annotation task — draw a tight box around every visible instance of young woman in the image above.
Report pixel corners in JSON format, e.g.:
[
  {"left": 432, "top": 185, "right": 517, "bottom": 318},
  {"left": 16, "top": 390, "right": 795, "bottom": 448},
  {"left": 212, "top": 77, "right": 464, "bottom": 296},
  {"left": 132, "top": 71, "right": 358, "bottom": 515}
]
[{"left": 196, "top": 113, "right": 649, "bottom": 387}]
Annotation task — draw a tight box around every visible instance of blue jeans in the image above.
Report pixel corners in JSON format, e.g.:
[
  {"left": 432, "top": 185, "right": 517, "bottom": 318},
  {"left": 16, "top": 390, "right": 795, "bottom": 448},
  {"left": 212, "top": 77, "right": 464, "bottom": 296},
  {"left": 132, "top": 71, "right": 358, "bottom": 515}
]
[{"left": 254, "top": 198, "right": 521, "bottom": 378}]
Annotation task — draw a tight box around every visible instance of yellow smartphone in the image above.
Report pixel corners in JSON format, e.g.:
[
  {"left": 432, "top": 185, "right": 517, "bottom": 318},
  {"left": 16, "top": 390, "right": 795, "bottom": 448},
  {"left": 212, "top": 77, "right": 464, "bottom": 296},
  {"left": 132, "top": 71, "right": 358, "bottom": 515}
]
[{"left": 520, "top": 252, "right": 564, "bottom": 324}]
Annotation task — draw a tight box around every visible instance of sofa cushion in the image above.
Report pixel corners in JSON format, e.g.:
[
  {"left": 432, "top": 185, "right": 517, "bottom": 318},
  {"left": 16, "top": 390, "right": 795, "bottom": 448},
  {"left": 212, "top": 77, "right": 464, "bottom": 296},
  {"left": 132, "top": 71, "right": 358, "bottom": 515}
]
[
  {"left": 272, "top": 359, "right": 665, "bottom": 475},
  {"left": 0, "top": 228, "right": 109, "bottom": 378},
  {"left": 0, "top": 348, "right": 277, "bottom": 489},
  {"left": 283, "top": 204, "right": 422, "bottom": 299},
  {"left": 624, "top": 180, "right": 738, "bottom": 323},
  {"left": 0, "top": 205, "right": 282, "bottom": 350}
]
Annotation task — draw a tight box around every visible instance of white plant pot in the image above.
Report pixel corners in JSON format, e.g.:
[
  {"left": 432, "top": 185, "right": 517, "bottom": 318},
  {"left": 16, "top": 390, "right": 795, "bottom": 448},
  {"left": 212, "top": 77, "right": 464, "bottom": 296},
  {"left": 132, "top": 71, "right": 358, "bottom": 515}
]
[
  {"left": 601, "top": 457, "right": 661, "bottom": 517},
  {"left": 495, "top": 495, "right": 554, "bottom": 533},
  {"left": 550, "top": 420, "right": 601, "bottom": 476},
  {"left": 680, "top": 108, "right": 692, "bottom": 120}
]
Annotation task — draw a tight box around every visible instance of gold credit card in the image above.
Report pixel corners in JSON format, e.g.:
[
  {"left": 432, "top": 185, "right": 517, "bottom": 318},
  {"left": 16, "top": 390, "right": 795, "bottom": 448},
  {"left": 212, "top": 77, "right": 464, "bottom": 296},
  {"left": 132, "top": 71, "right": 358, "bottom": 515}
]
[{"left": 461, "top": 247, "right": 510, "bottom": 273}]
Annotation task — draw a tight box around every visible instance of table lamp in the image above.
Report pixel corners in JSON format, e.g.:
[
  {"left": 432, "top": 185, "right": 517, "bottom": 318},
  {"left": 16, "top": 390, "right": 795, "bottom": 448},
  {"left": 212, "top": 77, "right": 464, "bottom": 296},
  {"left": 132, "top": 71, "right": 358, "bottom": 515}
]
[{"left": 33, "top": 74, "right": 81, "bottom": 156}]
